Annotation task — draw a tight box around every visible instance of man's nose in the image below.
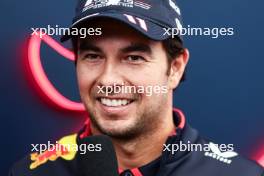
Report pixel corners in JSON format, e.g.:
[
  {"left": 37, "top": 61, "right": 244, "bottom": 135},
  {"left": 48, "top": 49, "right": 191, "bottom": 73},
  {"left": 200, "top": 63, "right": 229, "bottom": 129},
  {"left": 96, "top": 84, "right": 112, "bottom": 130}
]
[{"left": 97, "top": 60, "right": 124, "bottom": 88}]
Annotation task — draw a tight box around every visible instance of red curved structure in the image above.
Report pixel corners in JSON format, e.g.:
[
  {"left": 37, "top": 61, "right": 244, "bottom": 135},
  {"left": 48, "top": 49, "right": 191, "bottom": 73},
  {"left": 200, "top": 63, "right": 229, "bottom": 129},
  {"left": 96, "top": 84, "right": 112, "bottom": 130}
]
[{"left": 28, "top": 32, "right": 85, "bottom": 112}]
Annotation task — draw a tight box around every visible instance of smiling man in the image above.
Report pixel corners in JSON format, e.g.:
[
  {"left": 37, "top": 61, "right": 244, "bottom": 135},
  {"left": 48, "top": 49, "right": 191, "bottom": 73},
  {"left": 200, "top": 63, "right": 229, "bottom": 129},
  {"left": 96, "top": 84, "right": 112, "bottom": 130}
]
[
  {"left": 10, "top": 0, "right": 264, "bottom": 176},
  {"left": 74, "top": 18, "right": 188, "bottom": 170}
]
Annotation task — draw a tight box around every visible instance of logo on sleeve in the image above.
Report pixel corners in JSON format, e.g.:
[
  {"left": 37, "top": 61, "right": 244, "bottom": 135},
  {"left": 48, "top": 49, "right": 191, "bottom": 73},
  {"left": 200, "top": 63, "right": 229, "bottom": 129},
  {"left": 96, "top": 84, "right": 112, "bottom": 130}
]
[
  {"left": 29, "top": 134, "right": 78, "bottom": 170},
  {"left": 204, "top": 142, "right": 238, "bottom": 164}
]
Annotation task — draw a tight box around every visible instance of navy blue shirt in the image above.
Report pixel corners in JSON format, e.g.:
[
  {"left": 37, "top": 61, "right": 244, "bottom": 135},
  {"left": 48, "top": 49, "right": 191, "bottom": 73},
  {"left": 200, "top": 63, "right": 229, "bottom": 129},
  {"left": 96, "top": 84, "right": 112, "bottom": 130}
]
[{"left": 10, "top": 109, "right": 264, "bottom": 176}]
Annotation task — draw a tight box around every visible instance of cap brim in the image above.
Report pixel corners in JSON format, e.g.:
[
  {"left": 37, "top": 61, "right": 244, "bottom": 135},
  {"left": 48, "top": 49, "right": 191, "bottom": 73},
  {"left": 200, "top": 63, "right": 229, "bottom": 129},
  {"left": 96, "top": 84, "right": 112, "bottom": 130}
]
[{"left": 60, "top": 12, "right": 170, "bottom": 42}]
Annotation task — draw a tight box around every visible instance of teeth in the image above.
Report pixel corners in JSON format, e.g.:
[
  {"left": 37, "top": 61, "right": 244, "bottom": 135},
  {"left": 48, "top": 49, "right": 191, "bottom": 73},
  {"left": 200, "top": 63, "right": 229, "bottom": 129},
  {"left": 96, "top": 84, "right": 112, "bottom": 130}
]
[{"left": 100, "top": 98, "right": 131, "bottom": 107}]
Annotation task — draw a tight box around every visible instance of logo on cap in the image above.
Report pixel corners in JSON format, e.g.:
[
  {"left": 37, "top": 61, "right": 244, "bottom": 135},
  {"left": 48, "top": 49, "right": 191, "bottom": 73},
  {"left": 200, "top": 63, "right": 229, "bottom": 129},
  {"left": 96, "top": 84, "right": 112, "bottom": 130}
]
[
  {"left": 83, "top": 0, "right": 151, "bottom": 12},
  {"left": 169, "top": 0, "right": 181, "bottom": 15}
]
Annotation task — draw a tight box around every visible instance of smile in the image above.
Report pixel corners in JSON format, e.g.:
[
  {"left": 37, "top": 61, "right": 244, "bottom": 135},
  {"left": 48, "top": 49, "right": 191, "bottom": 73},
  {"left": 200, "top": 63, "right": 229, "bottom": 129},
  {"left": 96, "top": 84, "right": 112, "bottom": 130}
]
[{"left": 99, "top": 98, "right": 133, "bottom": 107}]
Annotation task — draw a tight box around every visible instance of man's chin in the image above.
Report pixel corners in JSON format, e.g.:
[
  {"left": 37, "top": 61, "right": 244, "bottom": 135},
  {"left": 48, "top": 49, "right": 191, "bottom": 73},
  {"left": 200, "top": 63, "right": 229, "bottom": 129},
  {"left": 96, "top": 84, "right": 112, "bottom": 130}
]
[
  {"left": 99, "top": 119, "right": 133, "bottom": 132},
  {"left": 94, "top": 119, "right": 141, "bottom": 139}
]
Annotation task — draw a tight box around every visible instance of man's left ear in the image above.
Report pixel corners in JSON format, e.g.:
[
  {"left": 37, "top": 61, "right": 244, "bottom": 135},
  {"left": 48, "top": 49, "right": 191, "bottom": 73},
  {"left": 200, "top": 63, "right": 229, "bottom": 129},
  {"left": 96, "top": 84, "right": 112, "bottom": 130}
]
[{"left": 168, "top": 48, "right": 189, "bottom": 89}]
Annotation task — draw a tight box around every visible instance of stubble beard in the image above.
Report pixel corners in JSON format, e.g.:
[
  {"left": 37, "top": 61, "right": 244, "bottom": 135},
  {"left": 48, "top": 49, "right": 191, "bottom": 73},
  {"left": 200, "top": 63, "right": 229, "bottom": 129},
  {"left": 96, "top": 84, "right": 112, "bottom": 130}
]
[{"left": 87, "top": 98, "right": 167, "bottom": 141}]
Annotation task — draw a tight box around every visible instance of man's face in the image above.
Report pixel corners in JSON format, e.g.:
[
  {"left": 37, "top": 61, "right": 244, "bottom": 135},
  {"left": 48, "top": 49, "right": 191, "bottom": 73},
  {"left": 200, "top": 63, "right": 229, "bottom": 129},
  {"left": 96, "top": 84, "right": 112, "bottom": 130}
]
[{"left": 76, "top": 19, "right": 185, "bottom": 139}]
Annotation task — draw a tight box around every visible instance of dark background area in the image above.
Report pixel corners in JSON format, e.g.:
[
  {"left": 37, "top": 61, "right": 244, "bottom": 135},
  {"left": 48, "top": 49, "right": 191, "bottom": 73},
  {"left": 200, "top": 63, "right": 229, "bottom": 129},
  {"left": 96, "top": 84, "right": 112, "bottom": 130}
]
[{"left": 1, "top": 0, "right": 264, "bottom": 175}]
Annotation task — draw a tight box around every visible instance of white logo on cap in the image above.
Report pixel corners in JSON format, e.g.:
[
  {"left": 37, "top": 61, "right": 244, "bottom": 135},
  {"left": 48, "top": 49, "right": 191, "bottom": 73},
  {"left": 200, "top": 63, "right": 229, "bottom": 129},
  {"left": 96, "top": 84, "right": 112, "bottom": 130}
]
[
  {"left": 83, "top": 0, "right": 151, "bottom": 12},
  {"left": 83, "top": 0, "right": 132, "bottom": 11},
  {"left": 123, "top": 14, "right": 148, "bottom": 31},
  {"left": 106, "top": 0, "right": 121, "bottom": 6},
  {"left": 175, "top": 18, "right": 182, "bottom": 32},
  {"left": 84, "top": 0, "right": 93, "bottom": 7},
  {"left": 169, "top": 0, "right": 181, "bottom": 15}
]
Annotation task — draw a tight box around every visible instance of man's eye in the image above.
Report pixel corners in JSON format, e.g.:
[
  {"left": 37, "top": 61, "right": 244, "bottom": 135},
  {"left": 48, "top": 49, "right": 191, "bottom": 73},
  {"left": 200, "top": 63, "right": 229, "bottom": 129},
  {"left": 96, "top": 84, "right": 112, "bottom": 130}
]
[
  {"left": 126, "top": 55, "right": 146, "bottom": 62},
  {"left": 83, "top": 54, "right": 101, "bottom": 60}
]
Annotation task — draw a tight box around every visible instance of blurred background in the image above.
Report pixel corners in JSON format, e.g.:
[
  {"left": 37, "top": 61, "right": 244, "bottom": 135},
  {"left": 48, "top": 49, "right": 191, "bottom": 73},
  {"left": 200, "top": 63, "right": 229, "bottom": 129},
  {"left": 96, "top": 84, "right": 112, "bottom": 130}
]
[{"left": 1, "top": 0, "right": 264, "bottom": 174}]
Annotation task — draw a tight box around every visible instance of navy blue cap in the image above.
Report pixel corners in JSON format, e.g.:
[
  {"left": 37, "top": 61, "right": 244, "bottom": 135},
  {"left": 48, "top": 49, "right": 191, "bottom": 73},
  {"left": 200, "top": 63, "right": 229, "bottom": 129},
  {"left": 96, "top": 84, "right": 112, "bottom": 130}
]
[{"left": 61, "top": 0, "right": 183, "bottom": 42}]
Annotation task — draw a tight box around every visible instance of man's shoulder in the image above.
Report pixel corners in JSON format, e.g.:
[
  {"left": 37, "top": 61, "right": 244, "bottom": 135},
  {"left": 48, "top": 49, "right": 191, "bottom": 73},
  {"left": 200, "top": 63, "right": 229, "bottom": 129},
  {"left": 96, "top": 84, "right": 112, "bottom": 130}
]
[
  {"left": 189, "top": 132, "right": 264, "bottom": 175},
  {"left": 231, "top": 154, "right": 264, "bottom": 176},
  {"left": 165, "top": 124, "right": 264, "bottom": 176},
  {"left": 9, "top": 133, "right": 79, "bottom": 176},
  {"left": 199, "top": 139, "right": 264, "bottom": 176}
]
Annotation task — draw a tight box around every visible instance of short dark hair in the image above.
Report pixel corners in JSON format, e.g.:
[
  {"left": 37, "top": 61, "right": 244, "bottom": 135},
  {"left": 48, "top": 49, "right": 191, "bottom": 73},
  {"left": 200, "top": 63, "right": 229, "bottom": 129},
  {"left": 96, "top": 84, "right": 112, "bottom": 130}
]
[{"left": 72, "top": 36, "right": 185, "bottom": 82}]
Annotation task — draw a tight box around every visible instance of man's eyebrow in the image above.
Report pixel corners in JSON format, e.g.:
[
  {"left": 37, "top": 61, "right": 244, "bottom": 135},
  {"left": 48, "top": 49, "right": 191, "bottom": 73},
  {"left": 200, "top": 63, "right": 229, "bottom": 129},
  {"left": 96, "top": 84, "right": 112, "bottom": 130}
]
[
  {"left": 121, "top": 43, "right": 152, "bottom": 54},
  {"left": 79, "top": 42, "right": 102, "bottom": 53}
]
